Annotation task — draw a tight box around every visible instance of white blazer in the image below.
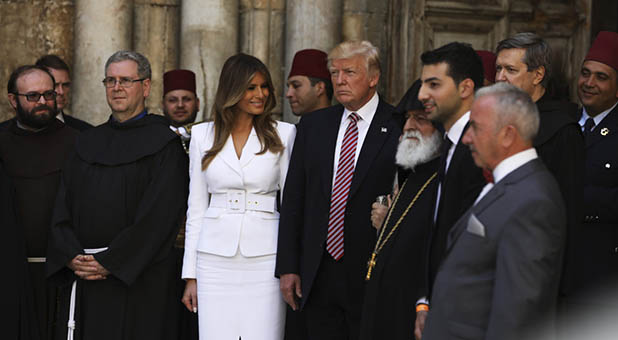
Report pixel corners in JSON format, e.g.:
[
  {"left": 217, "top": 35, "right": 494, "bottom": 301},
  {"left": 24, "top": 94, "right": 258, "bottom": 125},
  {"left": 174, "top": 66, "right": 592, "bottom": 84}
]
[{"left": 182, "top": 121, "right": 296, "bottom": 279}]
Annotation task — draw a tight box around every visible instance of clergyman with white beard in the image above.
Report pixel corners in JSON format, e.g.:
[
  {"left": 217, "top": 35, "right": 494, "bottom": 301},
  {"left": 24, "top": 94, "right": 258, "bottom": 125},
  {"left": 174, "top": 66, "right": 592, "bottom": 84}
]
[{"left": 360, "top": 79, "right": 442, "bottom": 340}]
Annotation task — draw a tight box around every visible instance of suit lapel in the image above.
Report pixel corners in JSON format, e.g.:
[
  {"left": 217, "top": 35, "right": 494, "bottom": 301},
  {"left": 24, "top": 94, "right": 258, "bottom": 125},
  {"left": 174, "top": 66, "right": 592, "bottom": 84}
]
[
  {"left": 240, "top": 127, "right": 259, "bottom": 168},
  {"left": 348, "top": 99, "right": 395, "bottom": 198},
  {"left": 219, "top": 134, "right": 243, "bottom": 177},
  {"left": 444, "top": 184, "right": 504, "bottom": 254},
  {"left": 586, "top": 105, "right": 618, "bottom": 148},
  {"left": 320, "top": 107, "right": 345, "bottom": 198},
  {"left": 444, "top": 159, "right": 542, "bottom": 254}
]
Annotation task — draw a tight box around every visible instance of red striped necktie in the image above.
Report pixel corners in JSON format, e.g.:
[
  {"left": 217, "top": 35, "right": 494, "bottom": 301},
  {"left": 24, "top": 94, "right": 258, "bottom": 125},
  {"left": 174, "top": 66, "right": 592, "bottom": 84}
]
[{"left": 326, "top": 112, "right": 360, "bottom": 260}]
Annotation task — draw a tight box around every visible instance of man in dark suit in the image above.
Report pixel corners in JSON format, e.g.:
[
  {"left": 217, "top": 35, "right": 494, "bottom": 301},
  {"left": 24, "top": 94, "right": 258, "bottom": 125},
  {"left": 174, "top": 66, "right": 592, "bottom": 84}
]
[
  {"left": 276, "top": 40, "right": 401, "bottom": 340},
  {"left": 423, "top": 82, "right": 566, "bottom": 340},
  {"left": 562, "top": 31, "right": 618, "bottom": 316},
  {"left": 414, "top": 42, "right": 485, "bottom": 339}
]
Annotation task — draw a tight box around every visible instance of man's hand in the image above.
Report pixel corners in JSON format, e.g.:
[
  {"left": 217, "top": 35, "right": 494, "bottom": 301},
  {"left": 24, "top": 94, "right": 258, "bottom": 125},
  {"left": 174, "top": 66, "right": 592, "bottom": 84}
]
[
  {"left": 67, "top": 254, "right": 109, "bottom": 280},
  {"left": 182, "top": 279, "right": 198, "bottom": 313},
  {"left": 371, "top": 195, "right": 392, "bottom": 231},
  {"left": 280, "top": 273, "right": 302, "bottom": 311},
  {"left": 414, "top": 310, "right": 428, "bottom": 340}
]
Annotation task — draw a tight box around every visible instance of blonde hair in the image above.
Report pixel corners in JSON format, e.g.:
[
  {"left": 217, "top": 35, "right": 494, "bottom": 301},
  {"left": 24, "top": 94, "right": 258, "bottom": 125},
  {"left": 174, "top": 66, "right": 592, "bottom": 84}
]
[
  {"left": 201, "top": 53, "right": 283, "bottom": 170},
  {"left": 327, "top": 40, "right": 381, "bottom": 77}
]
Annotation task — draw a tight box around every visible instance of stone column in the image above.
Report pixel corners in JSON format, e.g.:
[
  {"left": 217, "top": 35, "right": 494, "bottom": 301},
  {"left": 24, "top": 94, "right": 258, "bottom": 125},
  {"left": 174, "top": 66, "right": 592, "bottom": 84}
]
[
  {"left": 240, "top": 0, "right": 286, "bottom": 120},
  {"left": 284, "top": 0, "right": 342, "bottom": 123},
  {"left": 180, "top": 0, "right": 239, "bottom": 121},
  {"left": 342, "top": 0, "right": 368, "bottom": 41},
  {"left": 134, "top": 0, "right": 181, "bottom": 115},
  {"left": 72, "top": 0, "right": 133, "bottom": 125}
]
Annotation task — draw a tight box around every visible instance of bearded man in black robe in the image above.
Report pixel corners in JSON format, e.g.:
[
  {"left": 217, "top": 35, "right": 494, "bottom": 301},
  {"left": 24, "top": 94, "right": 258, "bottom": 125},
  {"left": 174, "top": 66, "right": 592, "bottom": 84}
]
[
  {"left": 0, "top": 65, "right": 79, "bottom": 340},
  {"left": 360, "top": 80, "right": 441, "bottom": 340},
  {"left": 47, "top": 51, "right": 188, "bottom": 340}
]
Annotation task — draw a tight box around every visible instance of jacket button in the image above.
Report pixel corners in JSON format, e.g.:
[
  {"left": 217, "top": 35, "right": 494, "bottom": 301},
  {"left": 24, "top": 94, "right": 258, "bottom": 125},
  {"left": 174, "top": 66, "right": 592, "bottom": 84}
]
[{"left": 614, "top": 247, "right": 618, "bottom": 254}]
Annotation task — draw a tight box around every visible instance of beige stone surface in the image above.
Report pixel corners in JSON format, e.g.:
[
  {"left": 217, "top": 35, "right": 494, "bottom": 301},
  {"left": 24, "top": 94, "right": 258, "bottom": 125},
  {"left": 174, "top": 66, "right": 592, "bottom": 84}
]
[
  {"left": 180, "top": 0, "right": 238, "bottom": 121},
  {"left": 240, "top": 0, "right": 285, "bottom": 120},
  {"left": 283, "top": 0, "right": 342, "bottom": 123},
  {"left": 72, "top": 0, "right": 132, "bottom": 125},
  {"left": 0, "top": 0, "right": 74, "bottom": 123},
  {"left": 134, "top": 0, "right": 180, "bottom": 115},
  {"left": 0, "top": 0, "right": 595, "bottom": 125}
]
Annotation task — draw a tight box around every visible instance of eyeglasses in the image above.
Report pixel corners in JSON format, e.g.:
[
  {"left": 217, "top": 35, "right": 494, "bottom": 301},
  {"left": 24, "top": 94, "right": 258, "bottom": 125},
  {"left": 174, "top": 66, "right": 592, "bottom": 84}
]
[
  {"left": 15, "top": 90, "right": 57, "bottom": 102},
  {"left": 102, "top": 77, "right": 146, "bottom": 88}
]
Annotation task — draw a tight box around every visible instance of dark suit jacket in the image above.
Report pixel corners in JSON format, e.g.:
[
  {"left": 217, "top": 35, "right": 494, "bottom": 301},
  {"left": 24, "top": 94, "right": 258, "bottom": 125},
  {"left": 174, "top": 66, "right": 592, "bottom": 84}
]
[
  {"left": 275, "top": 98, "right": 400, "bottom": 308},
  {"left": 424, "top": 158, "right": 566, "bottom": 340},
  {"left": 427, "top": 124, "right": 485, "bottom": 292},
  {"left": 563, "top": 105, "right": 618, "bottom": 305}
]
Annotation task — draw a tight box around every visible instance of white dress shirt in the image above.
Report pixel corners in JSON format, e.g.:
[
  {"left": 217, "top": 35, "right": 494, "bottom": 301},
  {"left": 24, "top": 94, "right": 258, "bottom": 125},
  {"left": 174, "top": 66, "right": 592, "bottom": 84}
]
[
  {"left": 331, "top": 91, "right": 379, "bottom": 187},
  {"left": 578, "top": 101, "right": 618, "bottom": 131},
  {"left": 474, "top": 148, "right": 539, "bottom": 204}
]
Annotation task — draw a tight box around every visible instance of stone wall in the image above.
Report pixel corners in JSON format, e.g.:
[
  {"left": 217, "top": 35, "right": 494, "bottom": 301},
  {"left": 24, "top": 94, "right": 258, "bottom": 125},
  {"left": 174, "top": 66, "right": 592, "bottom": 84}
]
[
  {"left": 0, "top": 0, "right": 75, "bottom": 123},
  {"left": 1, "top": 0, "right": 611, "bottom": 125}
]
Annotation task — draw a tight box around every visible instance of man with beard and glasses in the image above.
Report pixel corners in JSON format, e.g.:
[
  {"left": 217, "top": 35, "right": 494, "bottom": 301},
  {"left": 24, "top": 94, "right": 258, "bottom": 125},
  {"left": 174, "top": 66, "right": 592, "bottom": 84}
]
[
  {"left": 46, "top": 51, "right": 188, "bottom": 340},
  {"left": 0, "top": 55, "right": 92, "bottom": 131},
  {"left": 162, "top": 69, "right": 199, "bottom": 154},
  {"left": 0, "top": 65, "right": 79, "bottom": 340},
  {"left": 360, "top": 79, "right": 441, "bottom": 340}
]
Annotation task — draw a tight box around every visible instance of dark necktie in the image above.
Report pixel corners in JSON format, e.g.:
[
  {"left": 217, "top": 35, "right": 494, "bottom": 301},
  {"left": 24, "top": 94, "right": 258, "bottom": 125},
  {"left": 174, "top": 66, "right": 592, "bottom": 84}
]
[
  {"left": 326, "top": 112, "right": 360, "bottom": 260},
  {"left": 437, "top": 136, "right": 453, "bottom": 183},
  {"left": 583, "top": 117, "right": 596, "bottom": 139}
]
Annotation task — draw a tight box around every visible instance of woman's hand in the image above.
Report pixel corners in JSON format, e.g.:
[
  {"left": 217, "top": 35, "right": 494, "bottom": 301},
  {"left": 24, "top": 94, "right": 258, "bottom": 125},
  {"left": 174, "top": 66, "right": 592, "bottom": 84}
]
[{"left": 182, "top": 279, "right": 198, "bottom": 313}]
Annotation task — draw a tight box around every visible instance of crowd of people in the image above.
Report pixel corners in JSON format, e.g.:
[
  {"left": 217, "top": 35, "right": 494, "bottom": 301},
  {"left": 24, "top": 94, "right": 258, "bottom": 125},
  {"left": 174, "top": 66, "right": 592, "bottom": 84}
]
[{"left": 1, "top": 30, "right": 617, "bottom": 340}]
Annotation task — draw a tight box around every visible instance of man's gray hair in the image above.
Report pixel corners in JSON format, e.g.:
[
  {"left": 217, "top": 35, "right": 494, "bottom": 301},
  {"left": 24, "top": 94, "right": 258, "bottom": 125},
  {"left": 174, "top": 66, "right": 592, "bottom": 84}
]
[
  {"left": 327, "top": 40, "right": 381, "bottom": 77},
  {"left": 105, "top": 50, "right": 152, "bottom": 79},
  {"left": 476, "top": 82, "right": 540, "bottom": 142},
  {"left": 496, "top": 32, "right": 552, "bottom": 88}
]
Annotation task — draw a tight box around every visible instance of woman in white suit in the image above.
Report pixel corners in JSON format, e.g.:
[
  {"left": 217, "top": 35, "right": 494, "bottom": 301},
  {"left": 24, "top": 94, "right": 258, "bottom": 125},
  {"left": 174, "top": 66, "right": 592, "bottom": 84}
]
[{"left": 181, "top": 53, "right": 296, "bottom": 339}]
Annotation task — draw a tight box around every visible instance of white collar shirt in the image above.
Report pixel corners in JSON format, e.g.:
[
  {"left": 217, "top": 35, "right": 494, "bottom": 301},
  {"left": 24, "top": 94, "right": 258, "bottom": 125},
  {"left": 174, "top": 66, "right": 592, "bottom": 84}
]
[
  {"left": 579, "top": 101, "right": 618, "bottom": 130},
  {"left": 474, "top": 148, "right": 538, "bottom": 204}
]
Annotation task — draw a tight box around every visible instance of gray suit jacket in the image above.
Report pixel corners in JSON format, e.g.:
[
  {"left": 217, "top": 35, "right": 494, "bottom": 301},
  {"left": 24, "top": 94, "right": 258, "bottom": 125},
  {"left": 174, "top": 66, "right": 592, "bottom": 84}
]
[{"left": 423, "top": 158, "right": 566, "bottom": 340}]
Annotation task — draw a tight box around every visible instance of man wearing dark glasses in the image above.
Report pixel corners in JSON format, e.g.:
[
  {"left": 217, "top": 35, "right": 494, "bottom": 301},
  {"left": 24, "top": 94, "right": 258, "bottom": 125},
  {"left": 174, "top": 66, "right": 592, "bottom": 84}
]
[{"left": 0, "top": 64, "right": 79, "bottom": 339}]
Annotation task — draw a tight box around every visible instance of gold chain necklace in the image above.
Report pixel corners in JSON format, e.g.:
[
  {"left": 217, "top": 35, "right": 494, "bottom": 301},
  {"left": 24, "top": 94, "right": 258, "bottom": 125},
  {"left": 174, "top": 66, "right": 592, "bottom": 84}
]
[{"left": 365, "top": 172, "right": 437, "bottom": 281}]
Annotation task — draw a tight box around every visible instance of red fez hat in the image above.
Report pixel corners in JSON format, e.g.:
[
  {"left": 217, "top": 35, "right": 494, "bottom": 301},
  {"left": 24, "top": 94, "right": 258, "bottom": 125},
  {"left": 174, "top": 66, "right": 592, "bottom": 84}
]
[
  {"left": 163, "top": 69, "right": 196, "bottom": 96},
  {"left": 476, "top": 50, "right": 497, "bottom": 84},
  {"left": 288, "top": 49, "right": 330, "bottom": 81},
  {"left": 585, "top": 31, "right": 618, "bottom": 71}
]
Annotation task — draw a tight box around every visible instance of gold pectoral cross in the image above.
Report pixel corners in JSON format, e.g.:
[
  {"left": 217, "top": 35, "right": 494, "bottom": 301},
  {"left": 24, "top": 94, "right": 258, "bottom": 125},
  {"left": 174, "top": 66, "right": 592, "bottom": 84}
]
[{"left": 365, "top": 252, "right": 377, "bottom": 281}]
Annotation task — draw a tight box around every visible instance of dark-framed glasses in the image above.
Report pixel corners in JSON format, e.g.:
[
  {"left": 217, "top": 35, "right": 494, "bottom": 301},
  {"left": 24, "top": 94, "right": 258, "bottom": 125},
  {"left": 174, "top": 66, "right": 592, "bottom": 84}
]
[
  {"left": 102, "top": 77, "right": 146, "bottom": 88},
  {"left": 15, "top": 90, "right": 57, "bottom": 102}
]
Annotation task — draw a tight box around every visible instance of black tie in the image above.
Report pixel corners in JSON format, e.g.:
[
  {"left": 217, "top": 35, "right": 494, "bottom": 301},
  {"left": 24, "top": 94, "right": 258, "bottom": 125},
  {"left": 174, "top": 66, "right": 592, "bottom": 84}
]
[
  {"left": 438, "top": 136, "right": 453, "bottom": 183},
  {"left": 584, "top": 118, "right": 596, "bottom": 139}
]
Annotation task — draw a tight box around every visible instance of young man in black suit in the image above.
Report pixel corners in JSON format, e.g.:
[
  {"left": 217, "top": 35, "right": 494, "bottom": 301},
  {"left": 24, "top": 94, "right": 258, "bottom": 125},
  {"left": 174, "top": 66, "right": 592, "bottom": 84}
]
[
  {"left": 276, "top": 40, "right": 401, "bottom": 340},
  {"left": 414, "top": 42, "right": 486, "bottom": 339}
]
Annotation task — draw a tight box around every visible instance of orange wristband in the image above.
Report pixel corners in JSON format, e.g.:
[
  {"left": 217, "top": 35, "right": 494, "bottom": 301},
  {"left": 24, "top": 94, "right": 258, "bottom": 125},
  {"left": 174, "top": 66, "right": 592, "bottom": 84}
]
[{"left": 416, "top": 304, "right": 429, "bottom": 312}]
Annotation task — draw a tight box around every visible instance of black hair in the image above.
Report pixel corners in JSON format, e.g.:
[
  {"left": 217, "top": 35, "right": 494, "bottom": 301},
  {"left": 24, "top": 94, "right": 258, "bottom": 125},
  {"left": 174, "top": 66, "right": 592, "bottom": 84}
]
[
  {"left": 35, "top": 54, "right": 70, "bottom": 74},
  {"left": 308, "top": 76, "right": 334, "bottom": 101},
  {"left": 421, "top": 42, "right": 484, "bottom": 90}
]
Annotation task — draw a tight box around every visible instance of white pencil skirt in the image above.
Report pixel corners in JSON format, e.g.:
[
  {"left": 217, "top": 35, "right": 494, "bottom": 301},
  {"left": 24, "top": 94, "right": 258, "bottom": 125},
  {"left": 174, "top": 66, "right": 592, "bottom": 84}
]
[{"left": 196, "top": 250, "right": 285, "bottom": 340}]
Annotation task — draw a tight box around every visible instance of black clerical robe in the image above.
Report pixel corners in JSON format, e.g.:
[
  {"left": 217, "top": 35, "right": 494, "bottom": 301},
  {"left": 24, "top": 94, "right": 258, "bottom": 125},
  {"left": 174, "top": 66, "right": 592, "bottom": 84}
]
[
  {"left": 0, "top": 160, "right": 41, "bottom": 340},
  {"left": 46, "top": 114, "right": 189, "bottom": 340},
  {"left": 360, "top": 158, "right": 440, "bottom": 340},
  {"left": 0, "top": 119, "right": 78, "bottom": 340}
]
